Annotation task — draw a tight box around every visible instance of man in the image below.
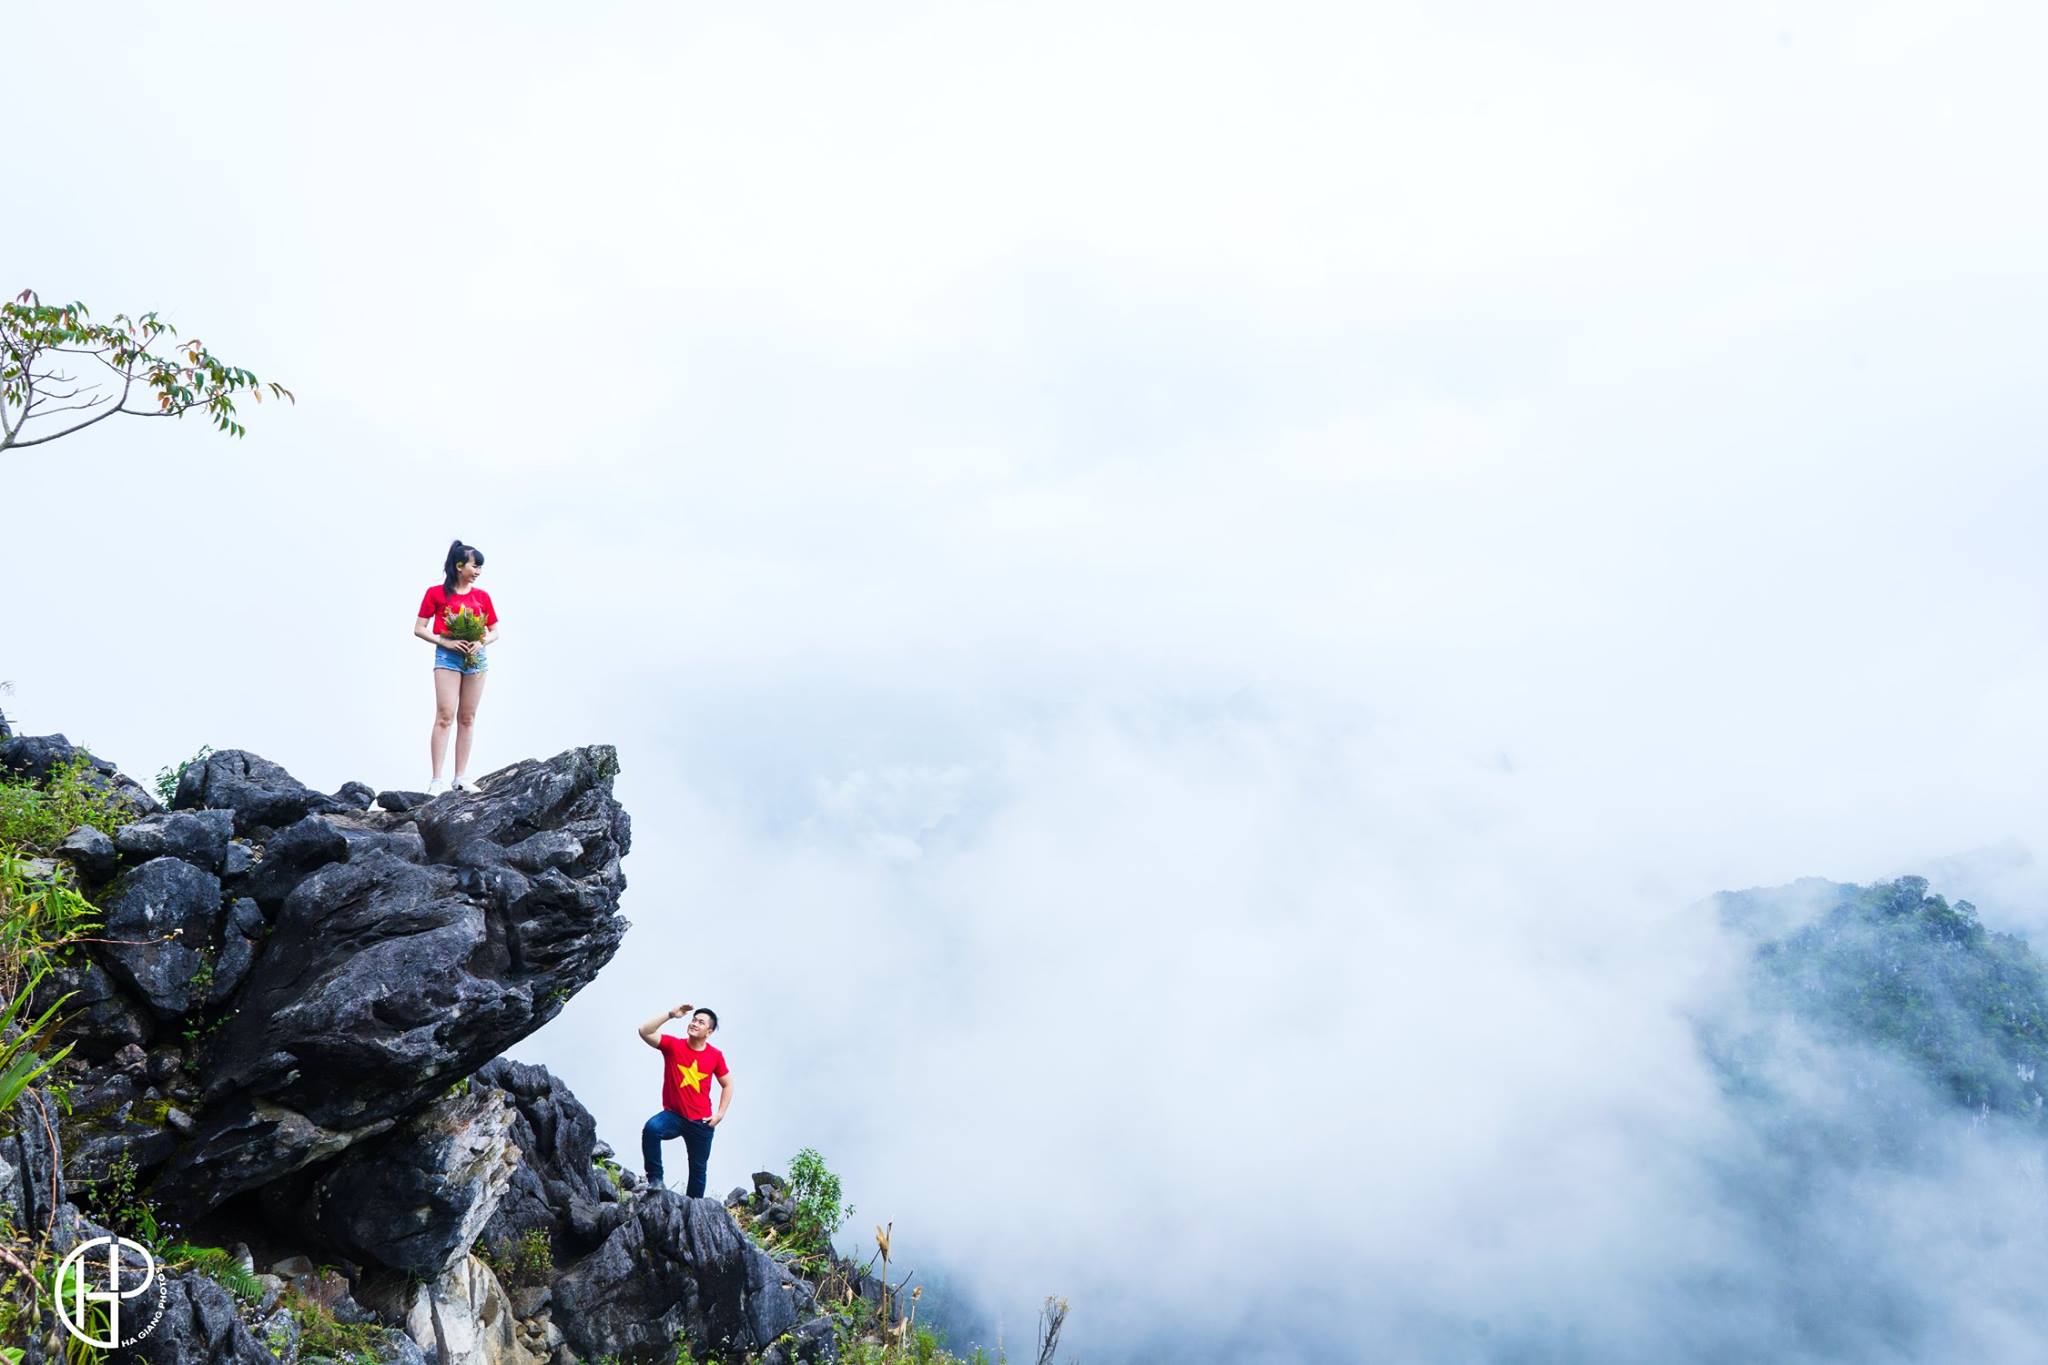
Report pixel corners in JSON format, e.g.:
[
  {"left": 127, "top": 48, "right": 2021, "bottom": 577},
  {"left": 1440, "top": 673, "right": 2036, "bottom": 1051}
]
[{"left": 638, "top": 1001, "right": 734, "bottom": 1197}]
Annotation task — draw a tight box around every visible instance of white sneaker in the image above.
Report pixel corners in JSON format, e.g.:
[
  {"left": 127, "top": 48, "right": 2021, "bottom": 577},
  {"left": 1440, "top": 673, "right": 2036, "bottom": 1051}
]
[
  {"left": 451, "top": 776, "right": 468, "bottom": 792},
  {"left": 426, "top": 778, "right": 448, "bottom": 797}
]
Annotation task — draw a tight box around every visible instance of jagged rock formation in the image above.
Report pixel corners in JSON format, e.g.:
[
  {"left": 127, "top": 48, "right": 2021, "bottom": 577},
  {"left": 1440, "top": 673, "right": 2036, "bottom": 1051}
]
[
  {"left": 148, "top": 746, "right": 631, "bottom": 1214},
  {"left": 474, "top": 1056, "right": 627, "bottom": 1257},
  {"left": 0, "top": 734, "right": 849, "bottom": 1364}
]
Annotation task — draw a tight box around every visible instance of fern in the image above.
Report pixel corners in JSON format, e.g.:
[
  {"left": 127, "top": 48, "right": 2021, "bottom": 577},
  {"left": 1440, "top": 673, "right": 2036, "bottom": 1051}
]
[{"left": 167, "top": 1243, "right": 264, "bottom": 1304}]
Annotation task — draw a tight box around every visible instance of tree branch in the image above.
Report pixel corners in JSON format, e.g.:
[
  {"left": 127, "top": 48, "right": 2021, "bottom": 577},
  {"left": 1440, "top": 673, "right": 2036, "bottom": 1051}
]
[
  {"left": 22, "top": 395, "right": 114, "bottom": 417},
  {"left": 5, "top": 398, "right": 128, "bottom": 448}
]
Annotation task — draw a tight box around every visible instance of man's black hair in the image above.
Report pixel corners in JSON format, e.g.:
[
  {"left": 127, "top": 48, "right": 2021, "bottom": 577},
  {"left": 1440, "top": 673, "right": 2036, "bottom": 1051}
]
[{"left": 693, "top": 1006, "right": 719, "bottom": 1031}]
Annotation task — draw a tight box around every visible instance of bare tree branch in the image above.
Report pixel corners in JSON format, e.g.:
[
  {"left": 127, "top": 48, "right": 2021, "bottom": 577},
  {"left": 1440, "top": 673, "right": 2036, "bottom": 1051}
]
[{"left": 6, "top": 399, "right": 129, "bottom": 448}]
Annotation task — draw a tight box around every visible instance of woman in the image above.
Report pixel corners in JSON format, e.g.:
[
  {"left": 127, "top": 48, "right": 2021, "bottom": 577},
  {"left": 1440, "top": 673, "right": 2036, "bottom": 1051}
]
[{"left": 413, "top": 539, "right": 500, "bottom": 795}]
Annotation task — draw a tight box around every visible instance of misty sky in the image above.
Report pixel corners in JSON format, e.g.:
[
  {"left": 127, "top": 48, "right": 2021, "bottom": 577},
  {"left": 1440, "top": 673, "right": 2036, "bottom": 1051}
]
[{"left": 8, "top": 3, "right": 2048, "bottom": 1360}]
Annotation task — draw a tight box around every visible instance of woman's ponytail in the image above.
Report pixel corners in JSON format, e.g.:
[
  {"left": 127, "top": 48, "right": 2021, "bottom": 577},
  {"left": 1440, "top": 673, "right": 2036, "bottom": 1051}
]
[{"left": 443, "top": 539, "right": 484, "bottom": 594}]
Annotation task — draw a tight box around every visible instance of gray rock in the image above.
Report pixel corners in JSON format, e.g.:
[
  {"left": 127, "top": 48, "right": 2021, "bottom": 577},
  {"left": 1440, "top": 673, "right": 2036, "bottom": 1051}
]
[
  {"left": 173, "top": 747, "right": 342, "bottom": 835},
  {"left": 232, "top": 814, "right": 349, "bottom": 908},
  {"left": 157, "top": 748, "right": 628, "bottom": 1211},
  {"left": 309, "top": 1084, "right": 519, "bottom": 1277},
  {"left": 257, "top": 1304, "right": 300, "bottom": 1363},
  {"left": 60, "top": 1076, "right": 182, "bottom": 1184},
  {"left": 145, "top": 1047, "right": 183, "bottom": 1085},
  {"left": 376, "top": 790, "right": 430, "bottom": 813},
  {"left": 122, "top": 1263, "right": 277, "bottom": 1364},
  {"left": 209, "top": 897, "right": 267, "bottom": 1005},
  {"left": 499, "top": 828, "right": 584, "bottom": 873},
  {"left": 362, "top": 1253, "right": 521, "bottom": 1365},
  {"left": 554, "top": 1192, "right": 784, "bottom": 1362},
  {"left": 113, "top": 809, "right": 235, "bottom": 872},
  {"left": 95, "top": 857, "right": 224, "bottom": 1018},
  {"left": 70, "top": 1070, "right": 138, "bottom": 1114},
  {"left": 415, "top": 748, "right": 628, "bottom": 884},
  {"left": 224, "top": 838, "right": 255, "bottom": 876},
  {"left": 334, "top": 780, "right": 377, "bottom": 810},
  {"left": 155, "top": 1098, "right": 395, "bottom": 1210},
  {"left": 0, "top": 732, "right": 160, "bottom": 816},
  {"left": 475, "top": 1056, "right": 625, "bottom": 1260},
  {"left": 744, "top": 1237, "right": 801, "bottom": 1348},
  {"left": 331, "top": 822, "right": 427, "bottom": 864},
  {"left": 32, "top": 957, "right": 154, "bottom": 1057},
  {"left": 56, "top": 824, "right": 118, "bottom": 881},
  {"left": 0, "top": 1090, "right": 66, "bottom": 1235},
  {"left": 368, "top": 1327, "right": 430, "bottom": 1365},
  {"left": 763, "top": 1317, "right": 840, "bottom": 1365}
]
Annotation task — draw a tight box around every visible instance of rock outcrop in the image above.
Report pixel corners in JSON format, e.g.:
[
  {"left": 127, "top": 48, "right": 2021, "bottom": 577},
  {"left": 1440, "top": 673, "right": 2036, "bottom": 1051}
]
[
  {"left": 1, "top": 732, "right": 859, "bottom": 1365},
  {"left": 474, "top": 1056, "right": 627, "bottom": 1259},
  {"left": 154, "top": 746, "right": 630, "bottom": 1212},
  {"left": 552, "top": 1190, "right": 802, "bottom": 1362},
  {"left": 307, "top": 1083, "right": 522, "bottom": 1278}
]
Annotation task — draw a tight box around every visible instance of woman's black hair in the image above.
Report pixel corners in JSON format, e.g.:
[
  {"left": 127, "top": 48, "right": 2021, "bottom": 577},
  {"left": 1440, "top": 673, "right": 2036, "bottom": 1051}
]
[{"left": 443, "top": 539, "right": 484, "bottom": 594}]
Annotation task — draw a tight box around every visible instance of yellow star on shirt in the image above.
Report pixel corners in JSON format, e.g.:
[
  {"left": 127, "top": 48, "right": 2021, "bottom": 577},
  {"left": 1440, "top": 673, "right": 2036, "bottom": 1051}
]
[{"left": 674, "top": 1060, "right": 709, "bottom": 1093}]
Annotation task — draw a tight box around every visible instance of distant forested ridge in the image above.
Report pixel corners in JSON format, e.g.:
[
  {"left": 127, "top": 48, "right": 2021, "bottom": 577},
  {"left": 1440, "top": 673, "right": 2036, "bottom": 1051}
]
[{"left": 1712, "top": 875, "right": 2048, "bottom": 1124}]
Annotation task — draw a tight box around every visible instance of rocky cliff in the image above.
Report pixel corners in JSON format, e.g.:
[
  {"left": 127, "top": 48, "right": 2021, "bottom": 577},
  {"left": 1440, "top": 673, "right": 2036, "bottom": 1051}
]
[{"left": 0, "top": 728, "right": 845, "bottom": 1365}]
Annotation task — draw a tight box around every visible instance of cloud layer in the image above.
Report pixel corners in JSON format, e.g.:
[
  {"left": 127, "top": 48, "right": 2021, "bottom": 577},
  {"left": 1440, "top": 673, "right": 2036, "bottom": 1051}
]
[{"left": 9, "top": 2, "right": 2048, "bottom": 1358}]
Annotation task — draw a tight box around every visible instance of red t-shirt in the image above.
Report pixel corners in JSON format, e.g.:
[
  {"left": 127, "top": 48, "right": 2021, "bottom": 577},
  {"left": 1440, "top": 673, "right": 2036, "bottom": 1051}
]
[
  {"left": 417, "top": 585, "right": 499, "bottom": 636},
  {"left": 657, "top": 1036, "right": 729, "bottom": 1120}
]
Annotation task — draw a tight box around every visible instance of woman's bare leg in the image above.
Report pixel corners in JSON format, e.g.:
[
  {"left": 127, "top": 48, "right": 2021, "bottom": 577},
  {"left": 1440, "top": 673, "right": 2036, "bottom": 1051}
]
[
  {"left": 454, "top": 669, "right": 488, "bottom": 781},
  {"left": 431, "top": 668, "right": 461, "bottom": 779}
]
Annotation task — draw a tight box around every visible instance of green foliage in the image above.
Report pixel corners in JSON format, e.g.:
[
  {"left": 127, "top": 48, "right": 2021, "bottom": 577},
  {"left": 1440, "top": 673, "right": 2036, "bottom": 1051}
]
[
  {"left": 1728, "top": 875, "right": 2048, "bottom": 1117},
  {"left": 179, "top": 953, "right": 225, "bottom": 1056},
  {"left": 49, "top": 1255, "right": 112, "bottom": 1364},
  {"left": 1, "top": 290, "right": 292, "bottom": 451},
  {"left": 0, "top": 757, "right": 129, "bottom": 853},
  {"left": 0, "top": 852, "right": 100, "bottom": 999},
  {"left": 76, "top": 1151, "right": 159, "bottom": 1251},
  {"left": 167, "top": 1243, "right": 263, "bottom": 1304},
  {"left": 285, "top": 1286, "right": 382, "bottom": 1365},
  {"left": 0, "top": 966, "right": 74, "bottom": 1119},
  {"left": 830, "top": 1324, "right": 995, "bottom": 1365},
  {"left": 154, "top": 745, "right": 212, "bottom": 807},
  {"left": 441, "top": 605, "right": 488, "bottom": 648},
  {"left": 787, "top": 1147, "right": 853, "bottom": 1251},
  {"left": 484, "top": 1227, "right": 554, "bottom": 1290},
  {"left": 514, "top": 1227, "right": 554, "bottom": 1283}
]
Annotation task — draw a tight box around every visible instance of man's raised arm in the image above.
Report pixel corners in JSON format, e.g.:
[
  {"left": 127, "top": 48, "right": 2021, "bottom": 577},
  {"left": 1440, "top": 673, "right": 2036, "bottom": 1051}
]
[{"left": 639, "top": 1003, "right": 689, "bottom": 1050}]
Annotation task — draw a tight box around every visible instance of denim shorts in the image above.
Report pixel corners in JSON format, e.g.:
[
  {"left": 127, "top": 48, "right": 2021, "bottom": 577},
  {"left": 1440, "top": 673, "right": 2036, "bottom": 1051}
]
[{"left": 433, "top": 644, "right": 488, "bottom": 675}]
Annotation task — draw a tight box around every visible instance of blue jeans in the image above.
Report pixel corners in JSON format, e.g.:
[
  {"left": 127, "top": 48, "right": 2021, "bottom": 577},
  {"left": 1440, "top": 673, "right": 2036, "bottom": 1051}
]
[
  {"left": 434, "top": 644, "right": 487, "bottom": 674},
  {"left": 642, "top": 1110, "right": 715, "bottom": 1196}
]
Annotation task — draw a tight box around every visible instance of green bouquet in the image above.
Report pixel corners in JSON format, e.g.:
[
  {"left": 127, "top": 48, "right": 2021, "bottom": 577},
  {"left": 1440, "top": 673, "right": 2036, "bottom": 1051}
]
[{"left": 441, "top": 604, "right": 488, "bottom": 661}]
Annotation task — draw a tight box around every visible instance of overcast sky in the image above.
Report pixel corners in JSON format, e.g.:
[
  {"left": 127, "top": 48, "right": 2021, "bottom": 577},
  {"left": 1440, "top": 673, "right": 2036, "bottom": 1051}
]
[{"left": 8, "top": 2, "right": 2048, "bottom": 1360}]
